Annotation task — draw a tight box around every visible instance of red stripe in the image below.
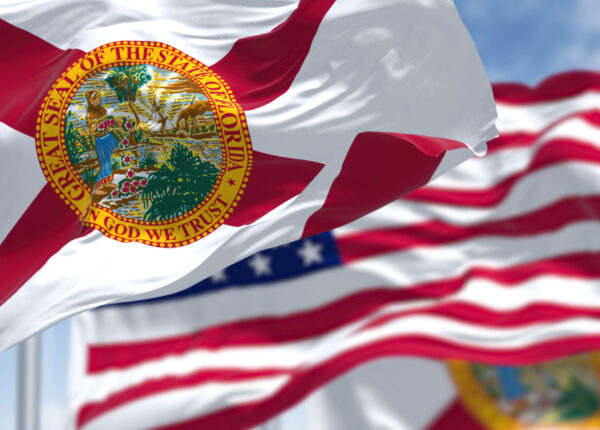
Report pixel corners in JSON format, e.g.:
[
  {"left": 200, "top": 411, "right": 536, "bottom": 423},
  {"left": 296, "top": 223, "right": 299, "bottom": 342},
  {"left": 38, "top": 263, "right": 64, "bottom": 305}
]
[
  {"left": 211, "top": 0, "right": 336, "bottom": 111},
  {"left": 156, "top": 335, "right": 600, "bottom": 430},
  {"left": 0, "top": 185, "right": 91, "bottom": 307},
  {"left": 486, "top": 132, "right": 536, "bottom": 153},
  {"left": 405, "top": 138, "right": 600, "bottom": 206},
  {"left": 427, "top": 401, "right": 484, "bottom": 430},
  {"left": 302, "top": 132, "right": 464, "bottom": 237},
  {"left": 578, "top": 110, "right": 600, "bottom": 127},
  {"left": 487, "top": 110, "right": 600, "bottom": 153},
  {"left": 0, "top": 19, "right": 84, "bottom": 136},
  {"left": 77, "top": 368, "right": 286, "bottom": 429},
  {"left": 337, "top": 194, "right": 600, "bottom": 262},
  {"left": 224, "top": 151, "right": 323, "bottom": 226},
  {"left": 493, "top": 71, "right": 600, "bottom": 105},
  {"left": 86, "top": 252, "right": 600, "bottom": 373}
]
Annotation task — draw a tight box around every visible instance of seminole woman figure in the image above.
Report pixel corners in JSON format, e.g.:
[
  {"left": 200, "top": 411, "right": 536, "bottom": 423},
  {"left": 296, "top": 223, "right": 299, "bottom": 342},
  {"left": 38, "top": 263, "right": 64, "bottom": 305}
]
[{"left": 84, "top": 90, "right": 121, "bottom": 199}]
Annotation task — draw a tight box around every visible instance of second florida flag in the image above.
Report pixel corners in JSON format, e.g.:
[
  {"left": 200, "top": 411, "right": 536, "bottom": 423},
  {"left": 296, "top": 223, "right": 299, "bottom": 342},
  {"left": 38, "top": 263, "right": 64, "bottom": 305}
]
[{"left": 0, "top": 0, "right": 497, "bottom": 350}]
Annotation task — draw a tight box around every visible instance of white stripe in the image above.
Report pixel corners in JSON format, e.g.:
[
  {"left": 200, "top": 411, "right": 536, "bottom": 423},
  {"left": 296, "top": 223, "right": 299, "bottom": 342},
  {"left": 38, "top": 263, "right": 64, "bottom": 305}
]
[
  {"left": 0, "top": 125, "right": 45, "bottom": 243},
  {"left": 431, "top": 117, "right": 600, "bottom": 190},
  {"left": 1, "top": 0, "right": 300, "bottom": 66},
  {"left": 431, "top": 145, "right": 530, "bottom": 189},
  {"left": 335, "top": 160, "right": 600, "bottom": 234},
  {"left": 496, "top": 92, "right": 600, "bottom": 133},
  {"left": 452, "top": 275, "right": 600, "bottom": 311},
  {"left": 84, "top": 220, "right": 600, "bottom": 343},
  {"left": 81, "top": 375, "right": 290, "bottom": 430},
  {"left": 333, "top": 200, "right": 433, "bottom": 232},
  {"left": 340, "top": 316, "right": 600, "bottom": 356},
  {"left": 347, "top": 220, "right": 599, "bottom": 287}
]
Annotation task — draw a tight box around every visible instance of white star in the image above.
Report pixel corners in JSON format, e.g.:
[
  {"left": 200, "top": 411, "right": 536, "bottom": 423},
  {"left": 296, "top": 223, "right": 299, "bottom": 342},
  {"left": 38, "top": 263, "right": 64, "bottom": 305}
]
[
  {"left": 247, "top": 253, "right": 273, "bottom": 277},
  {"left": 296, "top": 239, "right": 324, "bottom": 267},
  {"left": 210, "top": 269, "right": 228, "bottom": 283}
]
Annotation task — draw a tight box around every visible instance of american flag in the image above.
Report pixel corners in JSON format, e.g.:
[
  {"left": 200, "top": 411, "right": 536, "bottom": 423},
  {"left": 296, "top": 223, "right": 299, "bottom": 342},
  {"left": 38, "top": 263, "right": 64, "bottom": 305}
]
[{"left": 68, "top": 71, "right": 600, "bottom": 430}]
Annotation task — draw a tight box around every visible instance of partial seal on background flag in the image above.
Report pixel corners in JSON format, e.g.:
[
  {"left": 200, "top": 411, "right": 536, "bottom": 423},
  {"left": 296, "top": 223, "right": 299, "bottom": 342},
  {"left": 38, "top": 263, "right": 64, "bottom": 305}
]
[{"left": 0, "top": 0, "right": 497, "bottom": 350}]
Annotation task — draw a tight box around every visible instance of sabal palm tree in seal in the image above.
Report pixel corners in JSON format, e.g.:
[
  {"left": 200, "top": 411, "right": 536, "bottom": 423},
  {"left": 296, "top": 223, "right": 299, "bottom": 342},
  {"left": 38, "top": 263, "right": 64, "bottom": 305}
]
[{"left": 105, "top": 65, "right": 152, "bottom": 126}]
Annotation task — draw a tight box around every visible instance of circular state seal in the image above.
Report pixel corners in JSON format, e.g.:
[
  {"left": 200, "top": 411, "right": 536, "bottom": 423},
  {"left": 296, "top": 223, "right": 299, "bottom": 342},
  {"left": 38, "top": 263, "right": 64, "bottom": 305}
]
[
  {"left": 36, "top": 41, "right": 252, "bottom": 247},
  {"left": 448, "top": 353, "right": 600, "bottom": 429}
]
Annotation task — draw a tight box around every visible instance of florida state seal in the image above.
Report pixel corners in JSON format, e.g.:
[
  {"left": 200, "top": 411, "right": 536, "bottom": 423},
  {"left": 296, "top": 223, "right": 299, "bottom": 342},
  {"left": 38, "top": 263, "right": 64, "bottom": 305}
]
[
  {"left": 36, "top": 41, "right": 252, "bottom": 247},
  {"left": 448, "top": 353, "right": 600, "bottom": 429}
]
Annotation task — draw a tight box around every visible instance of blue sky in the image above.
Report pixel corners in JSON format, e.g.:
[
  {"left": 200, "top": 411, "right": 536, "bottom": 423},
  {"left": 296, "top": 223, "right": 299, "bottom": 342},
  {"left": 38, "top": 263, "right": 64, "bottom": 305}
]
[
  {"left": 1, "top": 1, "right": 599, "bottom": 429},
  {"left": 455, "top": 0, "right": 600, "bottom": 84}
]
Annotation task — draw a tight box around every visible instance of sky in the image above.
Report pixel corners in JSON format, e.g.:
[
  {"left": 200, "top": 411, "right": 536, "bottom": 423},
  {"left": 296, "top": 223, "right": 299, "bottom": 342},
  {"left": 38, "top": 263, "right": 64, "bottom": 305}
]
[
  {"left": 1, "top": 1, "right": 599, "bottom": 429},
  {"left": 455, "top": 0, "right": 600, "bottom": 84}
]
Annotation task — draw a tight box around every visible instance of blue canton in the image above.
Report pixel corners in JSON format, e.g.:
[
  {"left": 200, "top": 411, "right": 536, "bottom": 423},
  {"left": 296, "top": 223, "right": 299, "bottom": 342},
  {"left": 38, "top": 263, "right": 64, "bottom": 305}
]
[{"left": 113, "top": 232, "right": 341, "bottom": 306}]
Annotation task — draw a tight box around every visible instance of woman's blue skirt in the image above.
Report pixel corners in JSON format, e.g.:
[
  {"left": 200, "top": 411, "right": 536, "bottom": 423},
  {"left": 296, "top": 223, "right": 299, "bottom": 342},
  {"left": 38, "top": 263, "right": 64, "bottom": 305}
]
[{"left": 95, "top": 133, "right": 120, "bottom": 183}]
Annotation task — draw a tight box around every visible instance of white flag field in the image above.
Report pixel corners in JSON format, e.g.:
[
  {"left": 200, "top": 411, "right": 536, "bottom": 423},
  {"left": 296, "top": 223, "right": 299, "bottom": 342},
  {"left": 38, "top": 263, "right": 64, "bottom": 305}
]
[
  {"left": 0, "top": 0, "right": 496, "bottom": 350},
  {"left": 67, "top": 72, "right": 600, "bottom": 429}
]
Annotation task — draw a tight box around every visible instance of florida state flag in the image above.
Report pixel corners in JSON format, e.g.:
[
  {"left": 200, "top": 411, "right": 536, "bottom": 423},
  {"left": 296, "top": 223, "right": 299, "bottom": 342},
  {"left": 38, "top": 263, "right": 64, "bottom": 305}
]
[{"left": 0, "top": 0, "right": 496, "bottom": 350}]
